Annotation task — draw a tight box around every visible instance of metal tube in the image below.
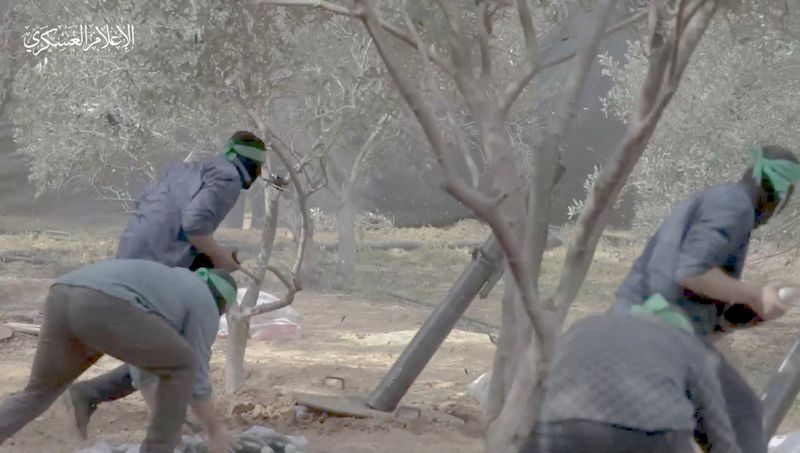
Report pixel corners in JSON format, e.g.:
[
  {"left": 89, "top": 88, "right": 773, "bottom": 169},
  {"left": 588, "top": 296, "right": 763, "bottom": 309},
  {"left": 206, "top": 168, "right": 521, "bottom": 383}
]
[
  {"left": 762, "top": 336, "right": 800, "bottom": 438},
  {"left": 365, "top": 234, "right": 504, "bottom": 412}
]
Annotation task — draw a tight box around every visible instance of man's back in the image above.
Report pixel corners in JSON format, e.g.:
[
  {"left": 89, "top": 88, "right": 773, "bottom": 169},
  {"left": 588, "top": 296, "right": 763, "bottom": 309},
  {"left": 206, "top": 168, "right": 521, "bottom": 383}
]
[
  {"left": 116, "top": 156, "right": 242, "bottom": 267},
  {"left": 540, "top": 314, "right": 740, "bottom": 451},
  {"left": 541, "top": 314, "right": 701, "bottom": 430},
  {"left": 54, "top": 259, "right": 215, "bottom": 332},
  {"left": 614, "top": 182, "right": 755, "bottom": 334}
]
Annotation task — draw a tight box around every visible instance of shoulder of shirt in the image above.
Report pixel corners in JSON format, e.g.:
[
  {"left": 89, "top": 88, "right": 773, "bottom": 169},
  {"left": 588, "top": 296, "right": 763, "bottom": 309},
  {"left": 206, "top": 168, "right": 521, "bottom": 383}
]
[
  {"left": 203, "top": 156, "right": 241, "bottom": 185},
  {"left": 172, "top": 268, "right": 219, "bottom": 310},
  {"left": 699, "top": 183, "right": 753, "bottom": 213}
]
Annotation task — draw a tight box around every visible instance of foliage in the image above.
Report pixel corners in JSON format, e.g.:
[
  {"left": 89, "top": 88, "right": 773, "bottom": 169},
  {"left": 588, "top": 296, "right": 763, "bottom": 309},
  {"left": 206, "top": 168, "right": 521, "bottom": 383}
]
[
  {"left": 8, "top": 1, "right": 395, "bottom": 204},
  {"left": 600, "top": 10, "right": 800, "bottom": 233}
]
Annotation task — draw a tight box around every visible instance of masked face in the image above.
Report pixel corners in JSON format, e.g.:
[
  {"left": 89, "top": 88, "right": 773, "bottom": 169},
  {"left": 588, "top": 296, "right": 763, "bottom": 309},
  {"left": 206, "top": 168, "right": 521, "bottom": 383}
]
[
  {"left": 755, "top": 185, "right": 794, "bottom": 228},
  {"left": 233, "top": 155, "right": 263, "bottom": 190}
]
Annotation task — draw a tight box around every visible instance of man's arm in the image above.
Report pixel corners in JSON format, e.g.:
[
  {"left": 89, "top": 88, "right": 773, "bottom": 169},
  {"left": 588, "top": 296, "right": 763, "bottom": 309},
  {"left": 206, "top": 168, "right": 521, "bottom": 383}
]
[
  {"left": 182, "top": 299, "right": 231, "bottom": 453},
  {"left": 187, "top": 234, "right": 238, "bottom": 271},
  {"left": 673, "top": 192, "right": 769, "bottom": 310},
  {"left": 189, "top": 399, "right": 222, "bottom": 435},
  {"left": 682, "top": 267, "right": 762, "bottom": 308},
  {"left": 182, "top": 174, "right": 241, "bottom": 271},
  {"left": 182, "top": 299, "right": 221, "bottom": 419}
]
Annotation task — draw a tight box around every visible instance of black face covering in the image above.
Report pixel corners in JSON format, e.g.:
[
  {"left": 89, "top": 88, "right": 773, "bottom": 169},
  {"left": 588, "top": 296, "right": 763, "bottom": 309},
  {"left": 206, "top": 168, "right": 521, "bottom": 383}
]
[{"left": 232, "top": 155, "right": 260, "bottom": 189}]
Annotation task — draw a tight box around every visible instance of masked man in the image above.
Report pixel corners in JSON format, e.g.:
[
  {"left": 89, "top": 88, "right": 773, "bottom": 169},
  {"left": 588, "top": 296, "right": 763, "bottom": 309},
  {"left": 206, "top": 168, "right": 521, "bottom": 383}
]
[
  {"left": 66, "top": 131, "right": 267, "bottom": 439},
  {"left": 612, "top": 145, "right": 800, "bottom": 453},
  {"left": 523, "top": 305, "right": 742, "bottom": 453},
  {"left": 0, "top": 259, "right": 237, "bottom": 453}
]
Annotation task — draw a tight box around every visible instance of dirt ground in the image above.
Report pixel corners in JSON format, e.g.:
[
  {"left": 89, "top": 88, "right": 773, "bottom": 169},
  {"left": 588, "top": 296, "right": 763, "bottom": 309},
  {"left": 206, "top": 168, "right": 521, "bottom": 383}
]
[
  {"left": 2, "top": 218, "right": 800, "bottom": 452},
  {"left": 0, "top": 283, "right": 489, "bottom": 453}
]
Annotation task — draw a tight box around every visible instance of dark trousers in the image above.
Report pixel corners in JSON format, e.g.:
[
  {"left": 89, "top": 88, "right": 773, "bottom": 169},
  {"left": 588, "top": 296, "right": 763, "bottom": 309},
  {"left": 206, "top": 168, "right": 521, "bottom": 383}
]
[
  {"left": 68, "top": 253, "right": 214, "bottom": 413},
  {"left": 522, "top": 420, "right": 695, "bottom": 453},
  {"left": 712, "top": 351, "right": 766, "bottom": 453},
  {"left": 0, "top": 285, "right": 195, "bottom": 453}
]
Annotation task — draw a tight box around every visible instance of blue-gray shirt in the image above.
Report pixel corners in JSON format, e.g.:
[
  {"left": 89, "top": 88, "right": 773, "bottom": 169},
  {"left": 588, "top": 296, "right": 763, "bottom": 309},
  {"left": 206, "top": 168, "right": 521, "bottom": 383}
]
[
  {"left": 55, "top": 259, "right": 220, "bottom": 401},
  {"left": 613, "top": 182, "right": 756, "bottom": 336},
  {"left": 540, "top": 314, "right": 742, "bottom": 453},
  {"left": 116, "top": 156, "right": 243, "bottom": 267}
]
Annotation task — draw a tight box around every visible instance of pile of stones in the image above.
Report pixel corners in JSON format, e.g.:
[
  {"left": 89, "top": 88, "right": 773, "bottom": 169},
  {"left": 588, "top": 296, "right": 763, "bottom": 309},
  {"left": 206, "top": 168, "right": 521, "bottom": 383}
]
[{"left": 78, "top": 426, "right": 309, "bottom": 453}]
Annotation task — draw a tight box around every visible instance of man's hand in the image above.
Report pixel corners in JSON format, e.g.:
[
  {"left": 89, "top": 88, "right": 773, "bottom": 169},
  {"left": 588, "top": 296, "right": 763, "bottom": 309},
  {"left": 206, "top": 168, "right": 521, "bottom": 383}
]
[
  {"left": 754, "top": 284, "right": 790, "bottom": 321},
  {"left": 212, "top": 247, "right": 239, "bottom": 272},
  {"left": 187, "top": 235, "right": 240, "bottom": 272},
  {"left": 206, "top": 429, "right": 233, "bottom": 453}
]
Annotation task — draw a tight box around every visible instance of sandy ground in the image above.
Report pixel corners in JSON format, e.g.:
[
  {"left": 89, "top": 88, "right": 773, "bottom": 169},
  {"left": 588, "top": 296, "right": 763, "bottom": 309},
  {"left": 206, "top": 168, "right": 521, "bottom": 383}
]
[
  {"left": 3, "top": 220, "right": 800, "bottom": 452},
  {"left": 0, "top": 279, "right": 490, "bottom": 453}
]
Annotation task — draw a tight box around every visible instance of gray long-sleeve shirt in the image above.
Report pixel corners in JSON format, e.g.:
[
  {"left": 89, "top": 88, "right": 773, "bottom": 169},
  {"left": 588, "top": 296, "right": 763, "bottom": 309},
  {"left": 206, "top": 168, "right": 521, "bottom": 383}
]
[
  {"left": 613, "top": 182, "right": 756, "bottom": 335},
  {"left": 539, "top": 314, "right": 742, "bottom": 453},
  {"left": 55, "top": 259, "right": 220, "bottom": 401},
  {"left": 116, "top": 156, "right": 243, "bottom": 267}
]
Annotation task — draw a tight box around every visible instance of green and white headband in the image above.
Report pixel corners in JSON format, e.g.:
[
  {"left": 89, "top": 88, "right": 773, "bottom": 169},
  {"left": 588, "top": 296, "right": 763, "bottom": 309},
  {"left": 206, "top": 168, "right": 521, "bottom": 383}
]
[
  {"left": 223, "top": 140, "right": 266, "bottom": 164},
  {"left": 751, "top": 147, "right": 800, "bottom": 197},
  {"left": 194, "top": 268, "right": 237, "bottom": 308}
]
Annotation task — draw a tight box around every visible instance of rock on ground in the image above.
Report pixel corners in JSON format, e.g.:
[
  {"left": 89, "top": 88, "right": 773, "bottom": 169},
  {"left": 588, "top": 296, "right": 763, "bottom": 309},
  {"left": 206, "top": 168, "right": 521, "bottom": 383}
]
[{"left": 76, "top": 425, "right": 309, "bottom": 453}]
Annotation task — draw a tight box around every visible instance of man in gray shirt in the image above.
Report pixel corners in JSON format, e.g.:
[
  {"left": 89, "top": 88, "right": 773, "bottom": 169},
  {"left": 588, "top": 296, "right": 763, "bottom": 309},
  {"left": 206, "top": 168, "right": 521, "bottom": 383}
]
[
  {"left": 67, "top": 130, "right": 266, "bottom": 439},
  {"left": 0, "top": 259, "right": 236, "bottom": 453},
  {"left": 523, "top": 311, "right": 742, "bottom": 453},
  {"left": 612, "top": 145, "right": 800, "bottom": 453}
]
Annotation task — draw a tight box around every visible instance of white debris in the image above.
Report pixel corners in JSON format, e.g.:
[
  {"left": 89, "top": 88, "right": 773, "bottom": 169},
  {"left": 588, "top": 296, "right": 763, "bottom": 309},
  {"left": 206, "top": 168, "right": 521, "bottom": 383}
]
[
  {"left": 466, "top": 370, "right": 491, "bottom": 408},
  {"left": 770, "top": 431, "right": 800, "bottom": 453},
  {"left": 218, "top": 289, "right": 303, "bottom": 341}
]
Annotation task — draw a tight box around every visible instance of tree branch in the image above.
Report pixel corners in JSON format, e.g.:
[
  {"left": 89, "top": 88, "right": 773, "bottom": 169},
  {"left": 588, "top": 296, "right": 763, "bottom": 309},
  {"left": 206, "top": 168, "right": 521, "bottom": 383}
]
[
  {"left": 515, "top": 0, "right": 538, "bottom": 76},
  {"left": 401, "top": 1, "right": 477, "bottom": 190},
  {"left": 498, "top": 7, "right": 648, "bottom": 116},
  {"left": 357, "top": 0, "right": 543, "bottom": 332},
  {"left": 552, "top": 0, "right": 717, "bottom": 321},
  {"left": 346, "top": 113, "right": 389, "bottom": 189},
  {"left": 232, "top": 265, "right": 300, "bottom": 320},
  {"left": 354, "top": 0, "right": 491, "bottom": 212},
  {"left": 261, "top": 127, "right": 312, "bottom": 279},
  {"left": 255, "top": 0, "right": 451, "bottom": 73},
  {"left": 436, "top": 0, "right": 492, "bottom": 113},
  {"left": 436, "top": 0, "right": 471, "bottom": 75},
  {"left": 669, "top": 0, "right": 689, "bottom": 83},
  {"left": 669, "top": 0, "right": 715, "bottom": 86},
  {"left": 524, "top": 0, "right": 618, "bottom": 298},
  {"left": 306, "top": 157, "right": 329, "bottom": 196},
  {"left": 477, "top": 0, "right": 493, "bottom": 82}
]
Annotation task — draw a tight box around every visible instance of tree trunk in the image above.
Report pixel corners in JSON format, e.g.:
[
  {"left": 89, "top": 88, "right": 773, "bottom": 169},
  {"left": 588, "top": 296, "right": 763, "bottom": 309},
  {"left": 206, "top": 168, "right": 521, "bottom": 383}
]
[
  {"left": 336, "top": 191, "right": 357, "bottom": 289},
  {"left": 299, "top": 217, "right": 321, "bottom": 287},
  {"left": 485, "top": 289, "right": 553, "bottom": 452},
  {"left": 224, "top": 183, "right": 281, "bottom": 392},
  {"left": 248, "top": 184, "right": 266, "bottom": 229},
  {"left": 480, "top": 111, "right": 542, "bottom": 452},
  {"left": 224, "top": 312, "right": 249, "bottom": 393}
]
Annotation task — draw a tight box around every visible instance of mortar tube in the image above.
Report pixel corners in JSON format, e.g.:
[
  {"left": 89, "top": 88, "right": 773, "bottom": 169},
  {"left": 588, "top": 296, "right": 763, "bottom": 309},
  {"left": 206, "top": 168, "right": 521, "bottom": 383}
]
[{"left": 365, "top": 234, "right": 504, "bottom": 412}]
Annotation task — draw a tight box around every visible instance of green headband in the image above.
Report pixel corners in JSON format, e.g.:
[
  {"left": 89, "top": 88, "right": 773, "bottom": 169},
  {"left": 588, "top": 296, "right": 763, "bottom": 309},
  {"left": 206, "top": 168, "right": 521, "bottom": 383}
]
[
  {"left": 195, "top": 268, "right": 237, "bottom": 308},
  {"left": 751, "top": 147, "right": 800, "bottom": 196},
  {"left": 630, "top": 293, "right": 694, "bottom": 334},
  {"left": 223, "top": 140, "right": 266, "bottom": 164}
]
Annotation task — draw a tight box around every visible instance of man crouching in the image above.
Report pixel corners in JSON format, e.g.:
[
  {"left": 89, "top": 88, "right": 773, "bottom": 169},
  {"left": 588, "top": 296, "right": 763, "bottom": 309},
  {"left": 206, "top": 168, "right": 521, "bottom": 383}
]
[
  {"left": 0, "top": 259, "right": 236, "bottom": 453},
  {"left": 521, "top": 301, "right": 743, "bottom": 453}
]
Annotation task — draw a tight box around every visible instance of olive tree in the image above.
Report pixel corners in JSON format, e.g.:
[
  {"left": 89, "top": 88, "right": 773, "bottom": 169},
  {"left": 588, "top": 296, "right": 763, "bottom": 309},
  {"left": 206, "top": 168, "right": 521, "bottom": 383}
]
[
  {"left": 261, "top": 0, "right": 721, "bottom": 451},
  {"left": 600, "top": 2, "right": 800, "bottom": 233}
]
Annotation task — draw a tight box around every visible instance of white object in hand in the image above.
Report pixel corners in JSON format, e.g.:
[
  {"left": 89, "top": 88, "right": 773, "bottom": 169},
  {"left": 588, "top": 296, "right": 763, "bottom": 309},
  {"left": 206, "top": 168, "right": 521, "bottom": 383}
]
[{"left": 778, "top": 287, "right": 800, "bottom": 306}]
